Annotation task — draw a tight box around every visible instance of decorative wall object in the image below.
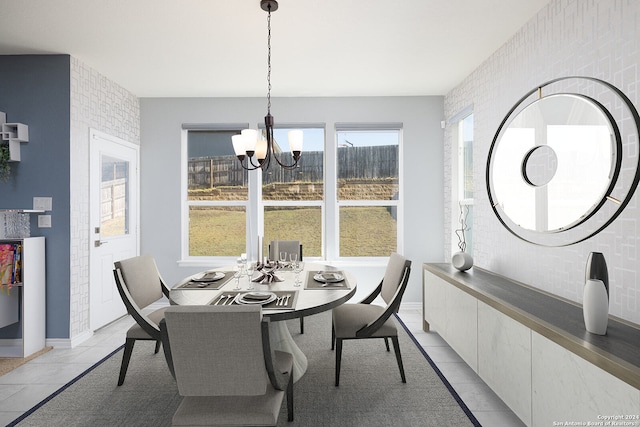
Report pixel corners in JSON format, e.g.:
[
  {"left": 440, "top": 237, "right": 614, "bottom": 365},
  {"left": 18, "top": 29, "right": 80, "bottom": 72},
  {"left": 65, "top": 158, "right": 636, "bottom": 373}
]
[
  {"left": 0, "top": 111, "right": 29, "bottom": 183},
  {"left": 486, "top": 77, "right": 640, "bottom": 247},
  {"left": 0, "top": 111, "right": 29, "bottom": 162}
]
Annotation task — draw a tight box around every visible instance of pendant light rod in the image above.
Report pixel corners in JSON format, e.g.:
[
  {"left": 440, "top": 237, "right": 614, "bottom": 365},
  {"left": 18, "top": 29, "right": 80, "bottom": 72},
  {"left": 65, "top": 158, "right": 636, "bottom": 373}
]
[{"left": 232, "top": 0, "right": 303, "bottom": 171}]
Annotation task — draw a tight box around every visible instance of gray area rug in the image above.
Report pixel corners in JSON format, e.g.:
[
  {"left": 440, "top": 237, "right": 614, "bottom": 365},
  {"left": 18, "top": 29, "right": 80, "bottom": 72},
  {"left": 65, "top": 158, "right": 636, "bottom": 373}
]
[{"left": 12, "top": 311, "right": 479, "bottom": 426}]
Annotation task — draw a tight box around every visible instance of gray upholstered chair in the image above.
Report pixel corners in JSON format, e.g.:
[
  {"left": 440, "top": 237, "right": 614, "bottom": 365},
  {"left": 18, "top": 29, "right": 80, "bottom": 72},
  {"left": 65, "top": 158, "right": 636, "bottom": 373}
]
[
  {"left": 331, "top": 252, "right": 412, "bottom": 386},
  {"left": 160, "top": 305, "right": 294, "bottom": 426},
  {"left": 113, "top": 254, "right": 170, "bottom": 386},
  {"left": 268, "top": 240, "right": 306, "bottom": 333},
  {"left": 268, "top": 240, "right": 303, "bottom": 263}
]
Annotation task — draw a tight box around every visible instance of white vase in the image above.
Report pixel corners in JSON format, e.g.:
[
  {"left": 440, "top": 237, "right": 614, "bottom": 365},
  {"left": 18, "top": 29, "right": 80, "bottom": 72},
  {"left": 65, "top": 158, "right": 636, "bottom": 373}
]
[
  {"left": 583, "top": 279, "right": 608, "bottom": 335},
  {"left": 452, "top": 251, "right": 473, "bottom": 272}
]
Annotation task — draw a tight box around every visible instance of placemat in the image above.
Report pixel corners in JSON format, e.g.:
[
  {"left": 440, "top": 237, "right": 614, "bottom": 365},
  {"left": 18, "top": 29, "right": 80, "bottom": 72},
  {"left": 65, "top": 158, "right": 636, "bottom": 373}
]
[
  {"left": 210, "top": 290, "right": 298, "bottom": 310},
  {"left": 304, "top": 270, "right": 351, "bottom": 290},
  {"left": 176, "top": 271, "right": 233, "bottom": 290}
]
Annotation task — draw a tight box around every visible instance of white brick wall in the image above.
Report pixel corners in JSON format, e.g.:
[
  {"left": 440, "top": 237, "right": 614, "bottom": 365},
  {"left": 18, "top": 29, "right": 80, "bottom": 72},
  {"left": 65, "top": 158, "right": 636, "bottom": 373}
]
[
  {"left": 69, "top": 57, "right": 140, "bottom": 338},
  {"left": 444, "top": 0, "right": 639, "bottom": 324}
]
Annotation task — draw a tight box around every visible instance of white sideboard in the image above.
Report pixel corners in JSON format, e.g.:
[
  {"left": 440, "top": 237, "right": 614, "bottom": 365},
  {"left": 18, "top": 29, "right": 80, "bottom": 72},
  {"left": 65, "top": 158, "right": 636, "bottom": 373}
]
[
  {"left": 423, "top": 263, "right": 640, "bottom": 427},
  {"left": 0, "top": 237, "right": 46, "bottom": 357}
]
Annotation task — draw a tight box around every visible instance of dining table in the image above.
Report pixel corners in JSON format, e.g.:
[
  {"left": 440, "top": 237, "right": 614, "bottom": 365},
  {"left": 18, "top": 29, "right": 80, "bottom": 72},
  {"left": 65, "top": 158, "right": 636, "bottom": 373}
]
[{"left": 170, "top": 262, "right": 357, "bottom": 382}]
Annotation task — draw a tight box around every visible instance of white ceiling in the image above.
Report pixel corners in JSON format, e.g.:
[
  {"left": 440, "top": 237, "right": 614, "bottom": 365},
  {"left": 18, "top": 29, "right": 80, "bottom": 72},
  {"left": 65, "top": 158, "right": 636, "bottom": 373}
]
[{"left": 0, "top": 0, "right": 549, "bottom": 98}]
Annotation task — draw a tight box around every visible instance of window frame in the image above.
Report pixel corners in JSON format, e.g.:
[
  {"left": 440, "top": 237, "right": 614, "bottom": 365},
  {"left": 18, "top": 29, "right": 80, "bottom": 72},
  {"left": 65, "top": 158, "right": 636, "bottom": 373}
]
[
  {"left": 333, "top": 123, "right": 404, "bottom": 261},
  {"left": 180, "top": 124, "right": 249, "bottom": 267},
  {"left": 179, "top": 121, "right": 405, "bottom": 265},
  {"left": 451, "top": 111, "right": 474, "bottom": 255}
]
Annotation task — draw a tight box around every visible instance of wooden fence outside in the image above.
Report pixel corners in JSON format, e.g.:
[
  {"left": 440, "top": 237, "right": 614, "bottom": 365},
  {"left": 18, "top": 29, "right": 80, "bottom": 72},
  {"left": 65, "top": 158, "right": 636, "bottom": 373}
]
[
  {"left": 101, "top": 178, "right": 126, "bottom": 222},
  {"left": 188, "top": 145, "right": 398, "bottom": 189}
]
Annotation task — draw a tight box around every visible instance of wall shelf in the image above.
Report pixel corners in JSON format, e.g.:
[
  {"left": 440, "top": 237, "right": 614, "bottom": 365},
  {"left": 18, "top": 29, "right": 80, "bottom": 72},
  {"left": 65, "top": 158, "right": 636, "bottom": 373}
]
[{"left": 0, "top": 111, "right": 29, "bottom": 162}]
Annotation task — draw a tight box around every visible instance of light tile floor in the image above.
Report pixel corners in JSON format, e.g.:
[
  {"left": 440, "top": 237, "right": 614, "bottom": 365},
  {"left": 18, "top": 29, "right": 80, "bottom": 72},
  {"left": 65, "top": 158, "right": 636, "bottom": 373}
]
[{"left": 0, "top": 304, "right": 525, "bottom": 427}]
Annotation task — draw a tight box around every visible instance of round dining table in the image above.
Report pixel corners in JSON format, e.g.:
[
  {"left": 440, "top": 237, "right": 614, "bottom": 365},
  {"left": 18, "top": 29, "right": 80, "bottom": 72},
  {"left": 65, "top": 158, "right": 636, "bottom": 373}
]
[{"left": 170, "top": 262, "right": 357, "bottom": 382}]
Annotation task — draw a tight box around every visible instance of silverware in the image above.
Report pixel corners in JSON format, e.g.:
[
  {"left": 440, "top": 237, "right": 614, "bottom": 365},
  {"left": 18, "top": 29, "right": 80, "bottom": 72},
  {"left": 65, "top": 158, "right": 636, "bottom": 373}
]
[
  {"left": 226, "top": 294, "right": 236, "bottom": 305},
  {"left": 276, "top": 296, "right": 283, "bottom": 306},
  {"left": 215, "top": 295, "right": 227, "bottom": 305},
  {"left": 284, "top": 294, "right": 290, "bottom": 306},
  {"left": 321, "top": 282, "right": 344, "bottom": 287}
]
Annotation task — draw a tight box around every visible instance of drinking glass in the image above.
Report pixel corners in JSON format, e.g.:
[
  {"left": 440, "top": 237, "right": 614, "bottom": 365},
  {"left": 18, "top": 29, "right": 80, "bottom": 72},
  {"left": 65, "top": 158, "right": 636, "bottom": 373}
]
[
  {"left": 294, "top": 261, "right": 303, "bottom": 287},
  {"left": 279, "top": 251, "right": 287, "bottom": 264},
  {"left": 289, "top": 253, "right": 298, "bottom": 264},
  {"left": 246, "top": 262, "right": 255, "bottom": 290},
  {"left": 233, "top": 265, "right": 243, "bottom": 291}
]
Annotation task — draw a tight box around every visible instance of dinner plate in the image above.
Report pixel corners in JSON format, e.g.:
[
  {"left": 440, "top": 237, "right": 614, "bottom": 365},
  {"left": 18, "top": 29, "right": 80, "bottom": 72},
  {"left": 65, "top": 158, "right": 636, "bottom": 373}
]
[
  {"left": 236, "top": 292, "right": 277, "bottom": 305},
  {"left": 192, "top": 271, "right": 225, "bottom": 282},
  {"left": 314, "top": 272, "right": 344, "bottom": 283}
]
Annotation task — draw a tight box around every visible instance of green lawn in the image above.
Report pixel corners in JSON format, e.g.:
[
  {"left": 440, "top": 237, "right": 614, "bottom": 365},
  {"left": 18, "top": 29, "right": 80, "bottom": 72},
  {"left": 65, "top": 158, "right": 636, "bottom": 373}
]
[{"left": 189, "top": 206, "right": 396, "bottom": 257}]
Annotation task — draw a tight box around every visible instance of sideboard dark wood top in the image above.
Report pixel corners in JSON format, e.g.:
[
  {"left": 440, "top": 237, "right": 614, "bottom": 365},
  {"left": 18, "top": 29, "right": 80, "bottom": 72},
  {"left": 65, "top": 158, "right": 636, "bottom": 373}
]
[{"left": 423, "top": 263, "right": 640, "bottom": 390}]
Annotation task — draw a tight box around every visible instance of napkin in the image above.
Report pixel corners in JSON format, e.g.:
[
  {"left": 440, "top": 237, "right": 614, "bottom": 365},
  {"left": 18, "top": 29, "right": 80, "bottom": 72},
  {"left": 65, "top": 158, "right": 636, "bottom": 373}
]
[{"left": 252, "top": 269, "right": 283, "bottom": 284}]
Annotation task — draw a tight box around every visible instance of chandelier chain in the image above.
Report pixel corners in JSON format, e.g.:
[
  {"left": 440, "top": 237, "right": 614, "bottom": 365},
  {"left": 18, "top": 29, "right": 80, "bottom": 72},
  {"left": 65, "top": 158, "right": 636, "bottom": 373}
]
[{"left": 266, "top": 5, "right": 272, "bottom": 114}]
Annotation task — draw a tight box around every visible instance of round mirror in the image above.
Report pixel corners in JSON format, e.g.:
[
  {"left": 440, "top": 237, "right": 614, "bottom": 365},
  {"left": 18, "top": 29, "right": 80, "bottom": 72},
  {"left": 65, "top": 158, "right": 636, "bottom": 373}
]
[
  {"left": 491, "top": 94, "right": 616, "bottom": 232},
  {"left": 487, "top": 77, "right": 640, "bottom": 246}
]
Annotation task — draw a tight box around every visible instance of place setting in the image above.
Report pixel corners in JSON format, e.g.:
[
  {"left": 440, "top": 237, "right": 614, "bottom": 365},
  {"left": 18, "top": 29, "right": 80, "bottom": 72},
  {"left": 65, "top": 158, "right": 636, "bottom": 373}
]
[
  {"left": 175, "top": 270, "right": 233, "bottom": 290},
  {"left": 305, "top": 270, "right": 351, "bottom": 289},
  {"left": 211, "top": 290, "right": 298, "bottom": 310}
]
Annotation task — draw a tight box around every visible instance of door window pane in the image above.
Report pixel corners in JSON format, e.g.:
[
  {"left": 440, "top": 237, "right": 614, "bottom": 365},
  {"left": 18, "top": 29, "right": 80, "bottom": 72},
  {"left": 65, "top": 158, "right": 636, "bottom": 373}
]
[{"left": 100, "top": 155, "right": 129, "bottom": 237}]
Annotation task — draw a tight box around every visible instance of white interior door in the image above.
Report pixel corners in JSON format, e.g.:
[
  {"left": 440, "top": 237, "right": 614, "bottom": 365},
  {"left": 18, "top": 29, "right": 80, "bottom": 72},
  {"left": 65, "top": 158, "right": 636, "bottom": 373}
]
[{"left": 89, "top": 129, "right": 139, "bottom": 331}]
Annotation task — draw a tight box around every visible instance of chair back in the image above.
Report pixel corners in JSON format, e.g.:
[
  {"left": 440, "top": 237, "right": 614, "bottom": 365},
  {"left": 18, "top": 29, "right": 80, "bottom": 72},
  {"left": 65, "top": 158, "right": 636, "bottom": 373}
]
[
  {"left": 268, "top": 240, "right": 303, "bottom": 261},
  {"left": 380, "top": 252, "right": 411, "bottom": 306},
  {"left": 114, "top": 255, "right": 164, "bottom": 310},
  {"left": 162, "top": 305, "right": 269, "bottom": 397}
]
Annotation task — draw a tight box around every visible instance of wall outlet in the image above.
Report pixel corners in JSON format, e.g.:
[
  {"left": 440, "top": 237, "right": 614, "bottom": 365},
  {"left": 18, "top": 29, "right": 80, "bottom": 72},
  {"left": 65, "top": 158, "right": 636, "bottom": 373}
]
[
  {"left": 33, "top": 197, "right": 52, "bottom": 211},
  {"left": 38, "top": 215, "right": 52, "bottom": 228}
]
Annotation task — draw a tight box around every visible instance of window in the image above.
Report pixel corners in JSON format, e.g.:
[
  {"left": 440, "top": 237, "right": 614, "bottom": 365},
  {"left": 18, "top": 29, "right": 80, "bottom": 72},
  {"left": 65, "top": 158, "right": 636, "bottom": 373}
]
[
  {"left": 336, "top": 126, "right": 401, "bottom": 257},
  {"left": 262, "top": 127, "right": 325, "bottom": 258},
  {"left": 184, "top": 128, "right": 248, "bottom": 257},
  {"left": 182, "top": 123, "right": 403, "bottom": 262},
  {"left": 453, "top": 114, "right": 473, "bottom": 254}
]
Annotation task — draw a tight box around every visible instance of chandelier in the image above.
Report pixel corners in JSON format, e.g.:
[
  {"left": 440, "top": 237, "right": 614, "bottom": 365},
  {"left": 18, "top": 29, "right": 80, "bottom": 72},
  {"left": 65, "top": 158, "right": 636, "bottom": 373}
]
[{"left": 231, "top": 0, "right": 303, "bottom": 171}]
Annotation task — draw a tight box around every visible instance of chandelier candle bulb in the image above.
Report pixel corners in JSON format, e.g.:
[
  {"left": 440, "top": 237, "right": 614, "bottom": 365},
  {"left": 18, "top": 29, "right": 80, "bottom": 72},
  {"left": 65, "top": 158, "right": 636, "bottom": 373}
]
[
  {"left": 241, "top": 129, "right": 258, "bottom": 155},
  {"left": 289, "top": 130, "right": 303, "bottom": 155}
]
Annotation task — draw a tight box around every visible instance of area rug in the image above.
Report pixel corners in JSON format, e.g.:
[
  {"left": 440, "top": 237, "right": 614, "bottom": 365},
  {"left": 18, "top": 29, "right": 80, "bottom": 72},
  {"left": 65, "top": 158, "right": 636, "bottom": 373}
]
[
  {"left": 10, "top": 312, "right": 480, "bottom": 426},
  {"left": 0, "top": 347, "right": 52, "bottom": 377}
]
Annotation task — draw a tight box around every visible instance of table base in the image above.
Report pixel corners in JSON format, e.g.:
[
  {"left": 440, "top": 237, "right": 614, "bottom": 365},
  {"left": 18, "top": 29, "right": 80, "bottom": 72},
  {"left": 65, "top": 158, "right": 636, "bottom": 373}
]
[{"left": 269, "top": 321, "right": 307, "bottom": 382}]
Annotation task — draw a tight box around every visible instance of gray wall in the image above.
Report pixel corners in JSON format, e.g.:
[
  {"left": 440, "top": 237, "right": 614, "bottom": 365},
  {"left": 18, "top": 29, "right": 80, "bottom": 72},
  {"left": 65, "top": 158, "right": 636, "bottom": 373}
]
[
  {"left": 0, "top": 55, "right": 71, "bottom": 338},
  {"left": 140, "top": 96, "right": 444, "bottom": 302},
  {"left": 444, "top": 0, "right": 640, "bottom": 324}
]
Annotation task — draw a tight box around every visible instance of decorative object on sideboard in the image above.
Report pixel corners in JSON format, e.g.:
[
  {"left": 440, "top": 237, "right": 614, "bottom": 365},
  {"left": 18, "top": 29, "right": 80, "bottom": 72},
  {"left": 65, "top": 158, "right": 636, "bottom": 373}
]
[
  {"left": 0, "top": 110, "right": 30, "bottom": 182},
  {"left": 487, "top": 76, "right": 640, "bottom": 247},
  {"left": 583, "top": 279, "right": 609, "bottom": 335},
  {"left": 585, "top": 251, "right": 609, "bottom": 298},
  {"left": 452, "top": 203, "right": 473, "bottom": 271},
  {"left": 583, "top": 252, "right": 609, "bottom": 335}
]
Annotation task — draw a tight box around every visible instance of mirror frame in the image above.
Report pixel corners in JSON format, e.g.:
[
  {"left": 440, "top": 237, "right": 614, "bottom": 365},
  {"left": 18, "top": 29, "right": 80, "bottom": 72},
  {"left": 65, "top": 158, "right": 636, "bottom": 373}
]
[{"left": 487, "top": 76, "right": 640, "bottom": 246}]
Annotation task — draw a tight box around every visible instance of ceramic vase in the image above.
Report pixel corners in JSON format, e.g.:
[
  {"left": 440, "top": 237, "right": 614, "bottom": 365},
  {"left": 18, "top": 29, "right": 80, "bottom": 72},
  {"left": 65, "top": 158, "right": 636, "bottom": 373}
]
[
  {"left": 585, "top": 251, "right": 609, "bottom": 299},
  {"left": 583, "top": 279, "right": 608, "bottom": 335},
  {"left": 452, "top": 251, "right": 473, "bottom": 272}
]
